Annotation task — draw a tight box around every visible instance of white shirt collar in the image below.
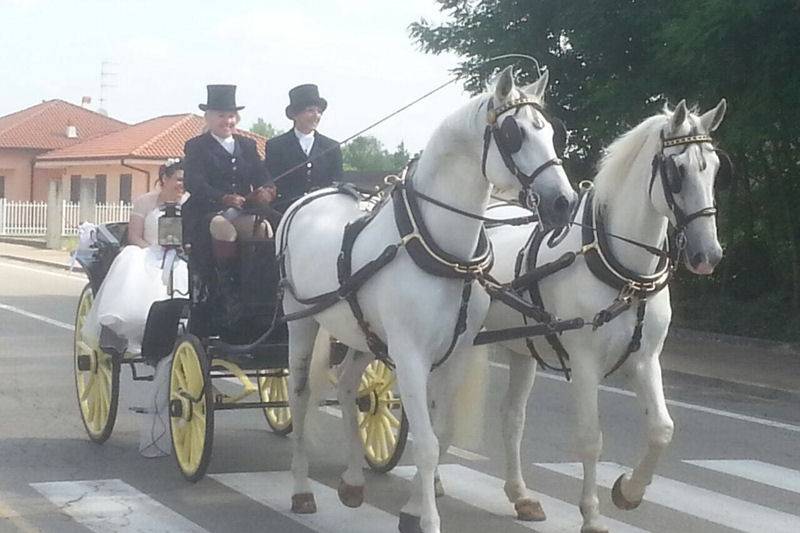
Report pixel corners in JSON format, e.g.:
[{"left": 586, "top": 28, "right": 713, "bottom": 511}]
[
  {"left": 211, "top": 132, "right": 236, "bottom": 154},
  {"left": 294, "top": 128, "right": 315, "bottom": 155}
]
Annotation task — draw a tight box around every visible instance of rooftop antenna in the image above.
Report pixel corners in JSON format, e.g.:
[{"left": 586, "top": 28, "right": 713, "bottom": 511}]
[{"left": 99, "top": 60, "right": 117, "bottom": 116}]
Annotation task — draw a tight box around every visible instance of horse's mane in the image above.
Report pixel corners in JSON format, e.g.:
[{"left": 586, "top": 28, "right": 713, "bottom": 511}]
[{"left": 593, "top": 112, "right": 669, "bottom": 206}]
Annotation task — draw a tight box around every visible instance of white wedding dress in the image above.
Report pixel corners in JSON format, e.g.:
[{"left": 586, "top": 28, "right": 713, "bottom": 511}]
[{"left": 82, "top": 191, "right": 188, "bottom": 457}]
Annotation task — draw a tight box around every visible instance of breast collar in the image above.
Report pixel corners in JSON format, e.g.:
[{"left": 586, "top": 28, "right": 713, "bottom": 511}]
[
  {"left": 392, "top": 179, "right": 494, "bottom": 279},
  {"left": 580, "top": 188, "right": 672, "bottom": 296}
]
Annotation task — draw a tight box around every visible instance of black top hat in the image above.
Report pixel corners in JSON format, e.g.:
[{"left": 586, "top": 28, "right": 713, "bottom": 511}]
[
  {"left": 199, "top": 84, "right": 245, "bottom": 112},
  {"left": 285, "top": 84, "right": 328, "bottom": 119}
]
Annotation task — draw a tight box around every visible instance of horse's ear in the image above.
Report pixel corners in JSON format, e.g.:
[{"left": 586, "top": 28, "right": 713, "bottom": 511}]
[
  {"left": 670, "top": 100, "right": 688, "bottom": 131},
  {"left": 494, "top": 66, "right": 515, "bottom": 102},
  {"left": 700, "top": 98, "right": 727, "bottom": 132},
  {"left": 522, "top": 69, "right": 549, "bottom": 101}
]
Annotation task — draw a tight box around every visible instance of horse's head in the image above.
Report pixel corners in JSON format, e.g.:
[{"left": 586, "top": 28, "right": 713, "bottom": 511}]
[
  {"left": 653, "top": 99, "right": 728, "bottom": 275},
  {"left": 482, "top": 66, "right": 577, "bottom": 228}
]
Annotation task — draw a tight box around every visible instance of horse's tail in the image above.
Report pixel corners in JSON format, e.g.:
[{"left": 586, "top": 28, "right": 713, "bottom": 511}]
[
  {"left": 449, "top": 344, "right": 489, "bottom": 449},
  {"left": 305, "top": 326, "right": 333, "bottom": 449}
]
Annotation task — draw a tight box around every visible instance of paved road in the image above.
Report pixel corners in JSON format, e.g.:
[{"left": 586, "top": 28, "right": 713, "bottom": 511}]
[{"left": 1, "top": 258, "right": 799, "bottom": 533}]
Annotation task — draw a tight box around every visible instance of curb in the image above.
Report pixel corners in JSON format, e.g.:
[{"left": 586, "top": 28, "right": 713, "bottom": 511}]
[
  {"left": 669, "top": 326, "right": 800, "bottom": 355},
  {"left": 0, "top": 236, "right": 48, "bottom": 248},
  {"left": 0, "top": 254, "right": 83, "bottom": 273}
]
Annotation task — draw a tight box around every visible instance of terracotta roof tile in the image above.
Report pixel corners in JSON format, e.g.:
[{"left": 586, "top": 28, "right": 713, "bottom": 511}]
[
  {"left": 38, "top": 114, "right": 266, "bottom": 161},
  {"left": 0, "top": 99, "right": 128, "bottom": 150}
]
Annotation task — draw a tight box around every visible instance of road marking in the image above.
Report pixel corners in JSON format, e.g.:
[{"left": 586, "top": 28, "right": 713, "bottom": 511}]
[
  {"left": 489, "top": 361, "right": 800, "bottom": 433},
  {"left": 212, "top": 471, "right": 397, "bottom": 533},
  {"left": 685, "top": 459, "right": 800, "bottom": 495},
  {"left": 392, "top": 464, "right": 649, "bottom": 533},
  {"left": 0, "top": 498, "right": 40, "bottom": 533},
  {"left": 538, "top": 461, "right": 800, "bottom": 533},
  {"left": 0, "top": 258, "right": 86, "bottom": 282},
  {"left": 31, "top": 479, "right": 208, "bottom": 533},
  {"left": 320, "top": 405, "right": 488, "bottom": 461},
  {"left": 0, "top": 302, "right": 74, "bottom": 331}
]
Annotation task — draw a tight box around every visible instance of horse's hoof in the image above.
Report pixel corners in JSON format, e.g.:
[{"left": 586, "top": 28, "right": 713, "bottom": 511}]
[
  {"left": 515, "top": 498, "right": 546, "bottom": 521},
  {"left": 291, "top": 493, "right": 317, "bottom": 514},
  {"left": 398, "top": 512, "right": 423, "bottom": 533},
  {"left": 337, "top": 479, "right": 364, "bottom": 508},
  {"left": 434, "top": 477, "right": 445, "bottom": 498},
  {"left": 611, "top": 474, "right": 642, "bottom": 510}
]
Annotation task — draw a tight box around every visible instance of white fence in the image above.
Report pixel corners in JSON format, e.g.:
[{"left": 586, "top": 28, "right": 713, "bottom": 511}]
[{"left": 0, "top": 199, "right": 132, "bottom": 237}]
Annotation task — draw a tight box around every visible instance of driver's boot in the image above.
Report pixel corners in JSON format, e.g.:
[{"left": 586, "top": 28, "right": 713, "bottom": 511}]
[{"left": 212, "top": 238, "right": 242, "bottom": 327}]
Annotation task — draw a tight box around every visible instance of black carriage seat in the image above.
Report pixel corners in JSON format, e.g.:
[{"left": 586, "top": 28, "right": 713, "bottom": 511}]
[{"left": 73, "top": 222, "right": 129, "bottom": 294}]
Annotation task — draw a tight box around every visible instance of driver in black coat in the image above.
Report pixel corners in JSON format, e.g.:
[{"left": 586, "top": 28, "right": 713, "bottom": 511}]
[
  {"left": 265, "top": 84, "right": 343, "bottom": 212},
  {"left": 182, "top": 84, "right": 276, "bottom": 324}
]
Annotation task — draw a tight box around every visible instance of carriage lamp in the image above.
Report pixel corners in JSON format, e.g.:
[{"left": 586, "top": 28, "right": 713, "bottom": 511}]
[{"left": 158, "top": 202, "right": 183, "bottom": 247}]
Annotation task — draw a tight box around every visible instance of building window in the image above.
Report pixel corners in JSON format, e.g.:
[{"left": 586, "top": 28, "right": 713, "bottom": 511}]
[
  {"left": 95, "top": 174, "right": 107, "bottom": 203},
  {"left": 70, "top": 175, "right": 81, "bottom": 203},
  {"left": 119, "top": 174, "right": 132, "bottom": 204},
  {"left": 0, "top": 176, "right": 5, "bottom": 199}
]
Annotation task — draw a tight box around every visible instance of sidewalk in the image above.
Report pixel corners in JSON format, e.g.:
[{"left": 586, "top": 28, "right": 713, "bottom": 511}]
[
  {"left": 0, "top": 240, "right": 77, "bottom": 270},
  {"left": 1, "top": 241, "right": 798, "bottom": 393}
]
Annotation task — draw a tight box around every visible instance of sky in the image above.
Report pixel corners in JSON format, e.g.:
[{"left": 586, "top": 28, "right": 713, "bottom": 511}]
[{"left": 0, "top": 0, "right": 472, "bottom": 153}]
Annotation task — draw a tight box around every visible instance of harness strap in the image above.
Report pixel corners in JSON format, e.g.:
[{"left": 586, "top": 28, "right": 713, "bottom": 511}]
[
  {"left": 393, "top": 182, "right": 494, "bottom": 279},
  {"left": 581, "top": 190, "right": 672, "bottom": 295},
  {"left": 337, "top": 213, "right": 393, "bottom": 360},
  {"left": 603, "top": 297, "right": 647, "bottom": 378},
  {"left": 431, "top": 280, "right": 473, "bottom": 371},
  {"left": 522, "top": 226, "right": 573, "bottom": 379}
]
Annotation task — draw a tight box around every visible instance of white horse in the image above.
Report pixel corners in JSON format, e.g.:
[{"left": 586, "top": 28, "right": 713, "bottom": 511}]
[
  {"left": 276, "top": 66, "right": 577, "bottom": 533},
  {"left": 440, "top": 99, "right": 727, "bottom": 532}
]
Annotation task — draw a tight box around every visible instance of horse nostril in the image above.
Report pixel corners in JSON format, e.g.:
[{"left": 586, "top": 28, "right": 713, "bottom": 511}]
[
  {"left": 554, "top": 195, "right": 569, "bottom": 213},
  {"left": 691, "top": 252, "right": 706, "bottom": 268}
]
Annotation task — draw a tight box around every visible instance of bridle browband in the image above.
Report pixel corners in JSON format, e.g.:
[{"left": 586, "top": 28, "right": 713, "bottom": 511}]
[{"left": 481, "top": 97, "right": 563, "bottom": 190}]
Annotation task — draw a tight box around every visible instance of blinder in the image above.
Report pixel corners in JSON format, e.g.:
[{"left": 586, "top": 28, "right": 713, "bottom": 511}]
[
  {"left": 662, "top": 155, "right": 684, "bottom": 194},
  {"left": 499, "top": 115, "right": 523, "bottom": 154},
  {"left": 551, "top": 116, "right": 568, "bottom": 157},
  {"left": 714, "top": 149, "right": 733, "bottom": 191},
  {"left": 481, "top": 97, "right": 564, "bottom": 191}
]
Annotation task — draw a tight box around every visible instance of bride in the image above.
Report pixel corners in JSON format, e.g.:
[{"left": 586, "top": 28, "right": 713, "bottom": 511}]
[
  {"left": 81, "top": 158, "right": 188, "bottom": 457},
  {"left": 82, "top": 159, "right": 188, "bottom": 352}
]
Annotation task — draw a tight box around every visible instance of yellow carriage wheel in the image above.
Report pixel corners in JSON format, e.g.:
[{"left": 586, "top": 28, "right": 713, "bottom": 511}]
[
  {"left": 258, "top": 369, "right": 293, "bottom": 435},
  {"left": 358, "top": 360, "right": 408, "bottom": 473},
  {"left": 169, "top": 335, "right": 214, "bottom": 482},
  {"left": 74, "top": 284, "right": 120, "bottom": 444}
]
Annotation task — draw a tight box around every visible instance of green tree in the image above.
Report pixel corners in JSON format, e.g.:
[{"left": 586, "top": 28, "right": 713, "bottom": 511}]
[
  {"left": 411, "top": 0, "right": 800, "bottom": 339},
  {"left": 342, "top": 135, "right": 407, "bottom": 172},
  {"left": 249, "top": 118, "right": 282, "bottom": 138}
]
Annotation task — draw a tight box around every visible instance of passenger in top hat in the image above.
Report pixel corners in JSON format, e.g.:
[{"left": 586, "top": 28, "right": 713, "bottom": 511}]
[
  {"left": 264, "top": 83, "right": 343, "bottom": 212},
  {"left": 183, "top": 84, "right": 276, "bottom": 324}
]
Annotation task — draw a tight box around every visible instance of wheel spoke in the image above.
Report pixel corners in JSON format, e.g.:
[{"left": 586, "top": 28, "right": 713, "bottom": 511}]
[{"left": 383, "top": 405, "right": 401, "bottom": 428}]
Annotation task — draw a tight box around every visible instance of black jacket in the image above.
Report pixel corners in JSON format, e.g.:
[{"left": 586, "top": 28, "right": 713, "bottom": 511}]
[
  {"left": 264, "top": 130, "right": 343, "bottom": 212},
  {"left": 182, "top": 132, "right": 270, "bottom": 243}
]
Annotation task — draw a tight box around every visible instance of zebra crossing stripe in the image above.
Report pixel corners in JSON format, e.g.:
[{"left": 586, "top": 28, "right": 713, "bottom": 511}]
[
  {"left": 30, "top": 479, "right": 208, "bottom": 533},
  {"left": 537, "top": 462, "right": 800, "bottom": 533},
  {"left": 685, "top": 460, "right": 800, "bottom": 495},
  {"left": 211, "top": 471, "right": 398, "bottom": 533},
  {"left": 392, "top": 465, "right": 650, "bottom": 533}
]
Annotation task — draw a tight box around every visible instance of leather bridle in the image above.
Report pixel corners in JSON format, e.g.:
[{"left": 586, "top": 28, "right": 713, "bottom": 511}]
[
  {"left": 649, "top": 133, "right": 719, "bottom": 250},
  {"left": 481, "top": 98, "right": 564, "bottom": 192}
]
